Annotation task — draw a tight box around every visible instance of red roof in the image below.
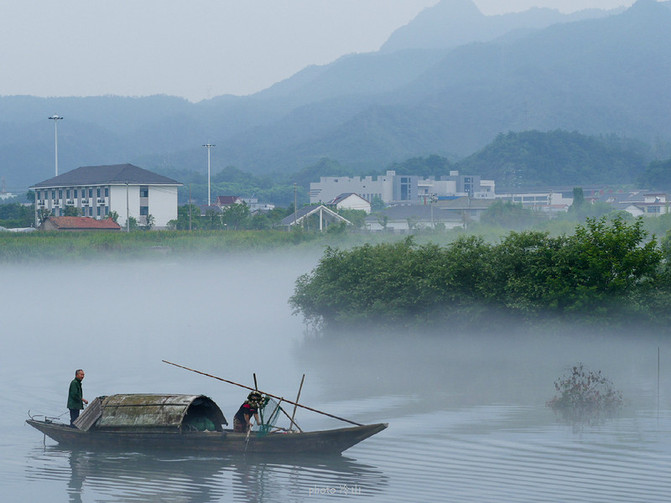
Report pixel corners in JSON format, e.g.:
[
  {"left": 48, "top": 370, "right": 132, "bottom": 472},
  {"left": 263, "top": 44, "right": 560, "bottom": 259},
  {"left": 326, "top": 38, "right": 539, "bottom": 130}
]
[{"left": 46, "top": 217, "right": 121, "bottom": 230}]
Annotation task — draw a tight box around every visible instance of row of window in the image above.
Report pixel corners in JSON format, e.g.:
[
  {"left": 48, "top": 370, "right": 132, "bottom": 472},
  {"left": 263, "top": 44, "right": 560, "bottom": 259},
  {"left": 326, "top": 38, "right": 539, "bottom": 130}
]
[
  {"left": 36, "top": 186, "right": 149, "bottom": 201},
  {"left": 50, "top": 206, "right": 109, "bottom": 217},
  {"left": 36, "top": 187, "right": 108, "bottom": 201}
]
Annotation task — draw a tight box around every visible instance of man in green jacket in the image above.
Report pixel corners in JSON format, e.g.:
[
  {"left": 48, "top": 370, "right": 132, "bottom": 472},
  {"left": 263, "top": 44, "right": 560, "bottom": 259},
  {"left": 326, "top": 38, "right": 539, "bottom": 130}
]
[{"left": 67, "top": 369, "right": 88, "bottom": 426}]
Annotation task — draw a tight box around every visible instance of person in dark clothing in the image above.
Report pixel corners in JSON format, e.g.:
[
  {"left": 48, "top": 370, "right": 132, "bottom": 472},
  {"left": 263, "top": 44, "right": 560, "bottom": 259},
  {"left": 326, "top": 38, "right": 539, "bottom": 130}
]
[
  {"left": 67, "top": 369, "right": 88, "bottom": 426},
  {"left": 233, "top": 391, "right": 263, "bottom": 433}
]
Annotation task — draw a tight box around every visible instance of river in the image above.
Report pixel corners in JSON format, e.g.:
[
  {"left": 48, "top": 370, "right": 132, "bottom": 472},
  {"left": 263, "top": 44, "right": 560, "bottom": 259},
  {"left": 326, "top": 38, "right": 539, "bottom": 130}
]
[{"left": 2, "top": 254, "right": 670, "bottom": 502}]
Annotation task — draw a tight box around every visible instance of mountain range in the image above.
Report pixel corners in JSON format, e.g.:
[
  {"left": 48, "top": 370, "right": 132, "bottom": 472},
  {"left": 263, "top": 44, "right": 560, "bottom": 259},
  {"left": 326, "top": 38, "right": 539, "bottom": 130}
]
[{"left": 1, "top": 0, "right": 671, "bottom": 192}]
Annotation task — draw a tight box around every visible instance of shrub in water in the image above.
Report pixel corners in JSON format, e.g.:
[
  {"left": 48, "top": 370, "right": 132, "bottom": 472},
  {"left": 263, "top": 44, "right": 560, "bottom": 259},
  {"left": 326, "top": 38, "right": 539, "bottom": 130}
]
[{"left": 547, "top": 363, "right": 623, "bottom": 425}]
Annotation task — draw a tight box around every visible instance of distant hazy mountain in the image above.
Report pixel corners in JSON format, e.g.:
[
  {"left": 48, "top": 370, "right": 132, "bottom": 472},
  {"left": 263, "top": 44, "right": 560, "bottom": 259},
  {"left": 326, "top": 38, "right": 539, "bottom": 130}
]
[
  {"left": 222, "top": 0, "right": 671, "bottom": 172},
  {"left": 380, "top": 0, "right": 619, "bottom": 53},
  {"left": 2, "top": 0, "right": 671, "bottom": 192}
]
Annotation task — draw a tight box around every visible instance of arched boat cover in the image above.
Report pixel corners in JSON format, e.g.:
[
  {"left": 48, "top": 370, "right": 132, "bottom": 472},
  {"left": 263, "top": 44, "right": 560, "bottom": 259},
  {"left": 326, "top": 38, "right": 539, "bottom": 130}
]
[{"left": 89, "top": 394, "right": 227, "bottom": 432}]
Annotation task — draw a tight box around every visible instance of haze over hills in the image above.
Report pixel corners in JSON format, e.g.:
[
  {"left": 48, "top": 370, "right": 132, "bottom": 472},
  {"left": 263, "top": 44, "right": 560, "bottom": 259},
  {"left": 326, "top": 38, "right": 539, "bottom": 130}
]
[
  {"left": 2, "top": 0, "right": 671, "bottom": 193},
  {"left": 379, "top": 0, "right": 621, "bottom": 53}
]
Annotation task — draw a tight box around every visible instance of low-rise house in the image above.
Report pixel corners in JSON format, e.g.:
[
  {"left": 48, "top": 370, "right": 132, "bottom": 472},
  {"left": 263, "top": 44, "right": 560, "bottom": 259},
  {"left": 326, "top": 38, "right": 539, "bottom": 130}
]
[
  {"left": 241, "top": 197, "right": 275, "bottom": 213},
  {"left": 365, "top": 197, "right": 494, "bottom": 232},
  {"left": 496, "top": 189, "right": 575, "bottom": 213},
  {"left": 215, "top": 196, "right": 243, "bottom": 207},
  {"left": 621, "top": 193, "right": 670, "bottom": 217},
  {"left": 329, "top": 193, "right": 371, "bottom": 214},
  {"left": 596, "top": 190, "right": 671, "bottom": 217},
  {"left": 38, "top": 216, "right": 121, "bottom": 232},
  {"left": 31, "top": 164, "right": 182, "bottom": 229}
]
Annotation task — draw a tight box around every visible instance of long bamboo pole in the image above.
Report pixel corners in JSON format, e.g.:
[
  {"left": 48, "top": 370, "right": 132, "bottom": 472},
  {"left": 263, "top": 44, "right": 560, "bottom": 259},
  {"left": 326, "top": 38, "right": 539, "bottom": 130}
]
[
  {"left": 162, "top": 360, "right": 363, "bottom": 427},
  {"left": 290, "top": 374, "right": 306, "bottom": 432}
]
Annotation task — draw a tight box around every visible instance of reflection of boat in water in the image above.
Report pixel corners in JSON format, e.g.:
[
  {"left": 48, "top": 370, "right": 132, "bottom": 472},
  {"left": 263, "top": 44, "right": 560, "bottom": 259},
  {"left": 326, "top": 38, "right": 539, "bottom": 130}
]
[
  {"left": 26, "top": 445, "right": 388, "bottom": 503},
  {"left": 26, "top": 394, "right": 387, "bottom": 455}
]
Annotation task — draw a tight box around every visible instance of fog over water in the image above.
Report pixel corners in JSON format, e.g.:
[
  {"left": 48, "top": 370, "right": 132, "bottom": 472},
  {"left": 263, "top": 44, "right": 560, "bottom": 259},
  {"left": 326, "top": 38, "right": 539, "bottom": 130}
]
[{"left": 2, "top": 253, "right": 671, "bottom": 502}]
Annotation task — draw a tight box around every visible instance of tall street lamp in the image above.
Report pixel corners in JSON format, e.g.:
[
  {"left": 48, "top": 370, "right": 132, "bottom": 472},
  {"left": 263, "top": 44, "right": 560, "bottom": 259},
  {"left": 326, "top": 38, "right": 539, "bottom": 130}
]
[
  {"left": 202, "top": 143, "right": 215, "bottom": 206},
  {"left": 48, "top": 115, "right": 63, "bottom": 176}
]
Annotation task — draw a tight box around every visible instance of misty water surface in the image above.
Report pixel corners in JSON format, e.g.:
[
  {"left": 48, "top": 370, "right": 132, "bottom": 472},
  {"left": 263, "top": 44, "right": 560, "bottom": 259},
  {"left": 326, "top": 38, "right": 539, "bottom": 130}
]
[{"left": 2, "top": 254, "right": 671, "bottom": 502}]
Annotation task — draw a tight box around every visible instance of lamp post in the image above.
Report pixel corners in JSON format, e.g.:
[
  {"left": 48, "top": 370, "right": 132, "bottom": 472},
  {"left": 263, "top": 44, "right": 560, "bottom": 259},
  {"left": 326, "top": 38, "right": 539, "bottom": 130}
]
[
  {"left": 202, "top": 143, "right": 215, "bottom": 206},
  {"left": 48, "top": 115, "right": 63, "bottom": 176}
]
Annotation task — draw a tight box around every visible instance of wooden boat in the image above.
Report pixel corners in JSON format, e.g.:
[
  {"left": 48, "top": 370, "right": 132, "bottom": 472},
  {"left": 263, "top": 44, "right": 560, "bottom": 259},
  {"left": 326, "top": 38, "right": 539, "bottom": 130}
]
[{"left": 26, "top": 393, "right": 387, "bottom": 454}]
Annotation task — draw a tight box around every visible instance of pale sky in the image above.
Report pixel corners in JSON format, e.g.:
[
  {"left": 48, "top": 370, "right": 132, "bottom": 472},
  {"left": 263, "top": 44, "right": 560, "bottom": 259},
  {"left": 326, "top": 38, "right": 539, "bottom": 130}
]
[{"left": 0, "top": 0, "right": 635, "bottom": 102}]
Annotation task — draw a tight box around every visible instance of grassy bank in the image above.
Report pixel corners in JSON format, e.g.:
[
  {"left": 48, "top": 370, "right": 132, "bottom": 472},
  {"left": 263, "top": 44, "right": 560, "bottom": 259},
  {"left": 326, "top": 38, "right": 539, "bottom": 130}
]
[
  {"left": 3, "top": 212, "right": 671, "bottom": 262},
  {"left": 0, "top": 229, "right": 430, "bottom": 262}
]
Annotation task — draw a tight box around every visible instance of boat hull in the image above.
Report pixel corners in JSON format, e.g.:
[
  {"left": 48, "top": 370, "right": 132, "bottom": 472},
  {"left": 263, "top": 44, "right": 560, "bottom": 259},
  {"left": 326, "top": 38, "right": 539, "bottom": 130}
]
[{"left": 26, "top": 419, "right": 387, "bottom": 454}]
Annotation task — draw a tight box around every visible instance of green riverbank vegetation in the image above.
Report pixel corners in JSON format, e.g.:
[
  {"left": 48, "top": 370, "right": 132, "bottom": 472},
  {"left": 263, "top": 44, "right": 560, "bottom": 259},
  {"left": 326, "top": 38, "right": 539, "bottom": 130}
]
[{"left": 290, "top": 217, "right": 671, "bottom": 331}]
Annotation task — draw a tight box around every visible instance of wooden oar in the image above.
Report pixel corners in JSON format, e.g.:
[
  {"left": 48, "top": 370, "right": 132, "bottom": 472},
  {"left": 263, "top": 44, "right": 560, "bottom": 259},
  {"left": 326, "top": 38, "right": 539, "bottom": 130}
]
[{"left": 162, "top": 360, "right": 363, "bottom": 427}]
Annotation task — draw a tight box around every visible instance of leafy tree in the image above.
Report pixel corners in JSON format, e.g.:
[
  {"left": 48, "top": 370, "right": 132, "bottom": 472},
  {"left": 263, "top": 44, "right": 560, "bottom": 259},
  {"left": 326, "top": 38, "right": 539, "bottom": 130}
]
[
  {"left": 126, "top": 216, "right": 138, "bottom": 231},
  {"left": 571, "top": 187, "right": 585, "bottom": 210},
  {"left": 143, "top": 214, "right": 155, "bottom": 230},
  {"left": 0, "top": 203, "right": 35, "bottom": 227},
  {"left": 175, "top": 204, "right": 201, "bottom": 230},
  {"left": 108, "top": 210, "right": 119, "bottom": 223},
  {"left": 291, "top": 217, "right": 669, "bottom": 330},
  {"left": 36, "top": 208, "right": 51, "bottom": 226},
  {"left": 250, "top": 212, "right": 272, "bottom": 230},
  {"left": 456, "top": 130, "right": 648, "bottom": 187},
  {"left": 337, "top": 209, "right": 366, "bottom": 229},
  {"left": 203, "top": 208, "right": 223, "bottom": 230},
  {"left": 638, "top": 158, "right": 671, "bottom": 190},
  {"left": 370, "top": 195, "right": 385, "bottom": 212},
  {"left": 63, "top": 205, "right": 80, "bottom": 217},
  {"left": 222, "top": 202, "right": 250, "bottom": 230},
  {"left": 326, "top": 221, "right": 347, "bottom": 234}
]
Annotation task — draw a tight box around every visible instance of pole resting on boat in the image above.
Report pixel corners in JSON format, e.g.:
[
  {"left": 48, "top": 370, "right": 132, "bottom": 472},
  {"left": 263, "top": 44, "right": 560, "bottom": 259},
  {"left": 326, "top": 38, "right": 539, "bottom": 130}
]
[{"left": 162, "top": 360, "right": 364, "bottom": 427}]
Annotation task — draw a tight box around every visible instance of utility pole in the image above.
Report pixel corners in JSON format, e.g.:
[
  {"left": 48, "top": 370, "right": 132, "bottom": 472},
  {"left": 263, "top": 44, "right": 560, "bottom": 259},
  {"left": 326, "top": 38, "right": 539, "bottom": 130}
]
[
  {"left": 188, "top": 184, "right": 192, "bottom": 231},
  {"left": 48, "top": 115, "right": 63, "bottom": 176},
  {"left": 126, "top": 182, "right": 130, "bottom": 232},
  {"left": 293, "top": 183, "right": 297, "bottom": 227},
  {"left": 202, "top": 143, "right": 215, "bottom": 206}
]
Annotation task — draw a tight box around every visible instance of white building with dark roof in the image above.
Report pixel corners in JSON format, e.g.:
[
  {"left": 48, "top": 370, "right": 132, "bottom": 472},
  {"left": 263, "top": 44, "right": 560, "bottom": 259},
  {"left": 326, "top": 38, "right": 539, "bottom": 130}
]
[
  {"left": 329, "top": 193, "right": 372, "bottom": 213},
  {"left": 30, "top": 164, "right": 182, "bottom": 229}
]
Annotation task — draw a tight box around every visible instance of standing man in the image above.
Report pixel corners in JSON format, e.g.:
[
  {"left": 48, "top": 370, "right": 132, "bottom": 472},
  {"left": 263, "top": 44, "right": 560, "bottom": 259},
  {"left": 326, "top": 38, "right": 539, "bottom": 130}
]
[{"left": 67, "top": 369, "right": 88, "bottom": 427}]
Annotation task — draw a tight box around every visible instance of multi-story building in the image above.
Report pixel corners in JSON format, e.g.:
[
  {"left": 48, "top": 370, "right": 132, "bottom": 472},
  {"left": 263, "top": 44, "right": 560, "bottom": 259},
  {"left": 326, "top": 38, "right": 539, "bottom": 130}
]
[
  {"left": 310, "top": 170, "right": 494, "bottom": 205},
  {"left": 30, "top": 164, "right": 182, "bottom": 229}
]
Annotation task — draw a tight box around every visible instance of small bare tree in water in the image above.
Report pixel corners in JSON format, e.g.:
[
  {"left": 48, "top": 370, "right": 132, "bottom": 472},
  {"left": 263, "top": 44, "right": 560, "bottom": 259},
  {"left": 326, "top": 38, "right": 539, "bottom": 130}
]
[{"left": 547, "top": 363, "right": 623, "bottom": 426}]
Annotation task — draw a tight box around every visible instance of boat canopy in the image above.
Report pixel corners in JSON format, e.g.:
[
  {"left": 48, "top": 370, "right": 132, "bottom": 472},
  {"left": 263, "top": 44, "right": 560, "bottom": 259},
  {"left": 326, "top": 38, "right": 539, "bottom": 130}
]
[{"left": 81, "top": 394, "right": 228, "bottom": 432}]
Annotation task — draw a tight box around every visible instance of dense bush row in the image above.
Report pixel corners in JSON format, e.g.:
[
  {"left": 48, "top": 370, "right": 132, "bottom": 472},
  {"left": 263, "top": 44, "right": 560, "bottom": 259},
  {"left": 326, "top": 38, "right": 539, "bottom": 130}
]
[{"left": 290, "top": 217, "right": 671, "bottom": 329}]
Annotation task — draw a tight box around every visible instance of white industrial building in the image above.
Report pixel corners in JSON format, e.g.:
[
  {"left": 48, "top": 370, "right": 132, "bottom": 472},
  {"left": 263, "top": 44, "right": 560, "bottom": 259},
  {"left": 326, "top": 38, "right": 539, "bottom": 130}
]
[
  {"left": 310, "top": 170, "right": 495, "bottom": 205},
  {"left": 31, "top": 164, "right": 182, "bottom": 229}
]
